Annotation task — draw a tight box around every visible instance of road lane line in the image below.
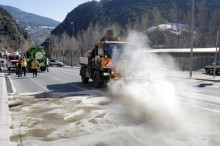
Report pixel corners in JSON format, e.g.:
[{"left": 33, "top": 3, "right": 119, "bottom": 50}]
[
  {"left": 180, "top": 100, "right": 220, "bottom": 114},
  {"left": 50, "top": 68, "right": 79, "bottom": 75},
  {"left": 50, "top": 77, "right": 61, "bottom": 81},
  {"left": 40, "top": 73, "right": 63, "bottom": 81},
  {"left": 180, "top": 91, "right": 220, "bottom": 104},
  {"left": 30, "top": 78, "right": 50, "bottom": 92},
  {"left": 69, "top": 84, "right": 86, "bottom": 91}
]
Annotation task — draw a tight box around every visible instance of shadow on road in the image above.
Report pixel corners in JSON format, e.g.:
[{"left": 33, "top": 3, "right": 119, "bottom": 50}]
[
  {"left": 3, "top": 67, "right": 108, "bottom": 98},
  {"left": 198, "top": 83, "right": 213, "bottom": 88},
  {"left": 33, "top": 81, "right": 108, "bottom": 99},
  {"left": 46, "top": 81, "right": 107, "bottom": 93}
]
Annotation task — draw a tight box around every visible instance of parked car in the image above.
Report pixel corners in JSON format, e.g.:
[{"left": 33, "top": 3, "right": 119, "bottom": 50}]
[
  {"left": 49, "top": 59, "right": 65, "bottom": 67},
  {"left": 205, "top": 61, "right": 220, "bottom": 73}
]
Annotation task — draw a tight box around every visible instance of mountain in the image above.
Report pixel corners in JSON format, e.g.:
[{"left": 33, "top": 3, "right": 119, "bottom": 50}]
[
  {"left": 0, "top": 5, "right": 60, "bottom": 45},
  {"left": 0, "top": 7, "right": 31, "bottom": 50},
  {"left": 51, "top": 0, "right": 219, "bottom": 37}
]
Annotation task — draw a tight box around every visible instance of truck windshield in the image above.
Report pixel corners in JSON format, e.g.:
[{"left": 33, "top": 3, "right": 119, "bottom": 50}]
[
  {"left": 104, "top": 43, "right": 134, "bottom": 58},
  {"left": 9, "top": 55, "right": 19, "bottom": 60}
]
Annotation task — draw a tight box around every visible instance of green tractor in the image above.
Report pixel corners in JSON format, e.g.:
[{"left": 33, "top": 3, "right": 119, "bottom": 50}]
[{"left": 26, "top": 46, "right": 47, "bottom": 71}]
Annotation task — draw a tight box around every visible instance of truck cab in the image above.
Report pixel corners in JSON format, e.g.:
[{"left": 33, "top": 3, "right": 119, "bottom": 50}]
[
  {"left": 6, "top": 52, "right": 21, "bottom": 70},
  {"left": 80, "top": 41, "right": 134, "bottom": 87}
]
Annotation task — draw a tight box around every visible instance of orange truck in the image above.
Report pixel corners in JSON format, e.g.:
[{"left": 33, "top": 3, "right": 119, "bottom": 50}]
[
  {"left": 79, "top": 30, "right": 134, "bottom": 87},
  {"left": 6, "top": 51, "right": 21, "bottom": 70}
]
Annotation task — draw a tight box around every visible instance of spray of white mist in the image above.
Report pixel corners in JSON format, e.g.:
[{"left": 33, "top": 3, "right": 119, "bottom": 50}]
[
  {"left": 106, "top": 31, "right": 219, "bottom": 146},
  {"left": 108, "top": 31, "right": 182, "bottom": 125}
]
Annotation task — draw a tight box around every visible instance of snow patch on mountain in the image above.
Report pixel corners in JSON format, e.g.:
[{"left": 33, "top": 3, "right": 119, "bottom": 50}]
[{"left": 148, "top": 23, "right": 188, "bottom": 35}]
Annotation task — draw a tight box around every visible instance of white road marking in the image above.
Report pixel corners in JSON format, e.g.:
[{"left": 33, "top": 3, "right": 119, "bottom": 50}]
[
  {"left": 181, "top": 102, "right": 220, "bottom": 114},
  {"left": 30, "top": 78, "right": 50, "bottom": 91},
  {"left": 180, "top": 91, "right": 220, "bottom": 104},
  {"left": 51, "top": 77, "right": 61, "bottom": 81},
  {"left": 50, "top": 68, "right": 79, "bottom": 75},
  {"left": 69, "top": 84, "right": 86, "bottom": 91},
  {"left": 40, "top": 72, "right": 63, "bottom": 81}
]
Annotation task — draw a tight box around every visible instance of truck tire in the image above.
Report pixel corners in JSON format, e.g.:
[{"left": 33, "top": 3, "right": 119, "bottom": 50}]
[
  {"left": 93, "top": 70, "right": 102, "bottom": 88},
  {"left": 40, "top": 67, "right": 46, "bottom": 71},
  {"left": 81, "top": 67, "right": 89, "bottom": 83}
]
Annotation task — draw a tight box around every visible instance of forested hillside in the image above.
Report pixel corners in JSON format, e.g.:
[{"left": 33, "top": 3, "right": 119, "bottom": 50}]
[
  {"left": 0, "top": 5, "right": 60, "bottom": 45},
  {"left": 0, "top": 7, "right": 31, "bottom": 50},
  {"left": 45, "top": 0, "right": 220, "bottom": 59}
]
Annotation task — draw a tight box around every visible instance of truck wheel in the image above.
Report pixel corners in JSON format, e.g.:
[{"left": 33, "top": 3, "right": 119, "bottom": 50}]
[
  {"left": 40, "top": 67, "right": 46, "bottom": 71},
  {"left": 93, "top": 70, "right": 102, "bottom": 88},
  {"left": 206, "top": 69, "right": 210, "bottom": 74},
  {"left": 81, "top": 67, "right": 89, "bottom": 83}
]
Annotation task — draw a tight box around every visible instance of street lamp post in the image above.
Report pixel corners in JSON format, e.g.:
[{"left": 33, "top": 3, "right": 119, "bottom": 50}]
[
  {"left": 70, "top": 22, "right": 74, "bottom": 68},
  {"left": 190, "top": 0, "right": 194, "bottom": 78}
]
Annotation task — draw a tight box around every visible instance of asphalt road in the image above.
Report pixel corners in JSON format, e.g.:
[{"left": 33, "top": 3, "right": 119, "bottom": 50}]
[
  {"left": 3, "top": 66, "right": 220, "bottom": 145},
  {"left": 4, "top": 67, "right": 94, "bottom": 93},
  {"left": 3, "top": 66, "right": 220, "bottom": 113},
  {"left": 165, "top": 76, "right": 220, "bottom": 113}
]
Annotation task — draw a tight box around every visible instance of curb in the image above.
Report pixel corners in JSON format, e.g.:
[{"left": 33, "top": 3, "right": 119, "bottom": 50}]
[
  {"left": 0, "top": 72, "right": 10, "bottom": 145},
  {"left": 193, "top": 78, "right": 220, "bottom": 82}
]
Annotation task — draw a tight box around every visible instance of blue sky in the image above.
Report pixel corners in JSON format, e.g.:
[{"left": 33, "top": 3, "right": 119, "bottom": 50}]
[{"left": 0, "top": 0, "right": 94, "bottom": 22}]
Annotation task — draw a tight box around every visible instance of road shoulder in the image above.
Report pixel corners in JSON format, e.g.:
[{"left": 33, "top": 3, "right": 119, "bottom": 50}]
[{"left": 0, "top": 72, "right": 10, "bottom": 145}]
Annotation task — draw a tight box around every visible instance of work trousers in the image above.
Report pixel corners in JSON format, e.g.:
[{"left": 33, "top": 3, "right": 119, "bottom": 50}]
[
  {"left": 32, "top": 69, "right": 37, "bottom": 77},
  {"left": 22, "top": 67, "right": 26, "bottom": 76}
]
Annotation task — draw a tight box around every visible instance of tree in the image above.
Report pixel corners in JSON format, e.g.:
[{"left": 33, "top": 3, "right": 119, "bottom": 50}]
[
  {"left": 207, "top": 8, "right": 220, "bottom": 47},
  {"left": 60, "top": 33, "right": 71, "bottom": 63},
  {"left": 196, "top": 0, "right": 208, "bottom": 47},
  {"left": 48, "top": 34, "right": 59, "bottom": 59},
  {"left": 140, "top": 13, "right": 149, "bottom": 32},
  {"left": 68, "top": 36, "right": 78, "bottom": 67},
  {"left": 126, "top": 18, "right": 132, "bottom": 32},
  {"left": 152, "top": 6, "right": 163, "bottom": 49}
]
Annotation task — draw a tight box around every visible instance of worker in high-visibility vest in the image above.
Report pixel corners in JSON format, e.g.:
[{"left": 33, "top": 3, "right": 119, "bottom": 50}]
[
  {"left": 15, "top": 62, "right": 19, "bottom": 75},
  {"left": 16, "top": 61, "right": 22, "bottom": 77},
  {"left": 31, "top": 58, "right": 39, "bottom": 78},
  {"left": 21, "top": 58, "right": 27, "bottom": 77},
  {"left": 46, "top": 58, "right": 49, "bottom": 72}
]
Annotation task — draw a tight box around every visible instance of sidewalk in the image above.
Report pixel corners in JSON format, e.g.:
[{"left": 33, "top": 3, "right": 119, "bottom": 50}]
[{"left": 0, "top": 72, "right": 10, "bottom": 145}]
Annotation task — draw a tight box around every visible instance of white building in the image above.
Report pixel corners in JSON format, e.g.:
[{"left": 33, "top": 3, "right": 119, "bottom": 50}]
[{"left": 145, "top": 48, "right": 220, "bottom": 71}]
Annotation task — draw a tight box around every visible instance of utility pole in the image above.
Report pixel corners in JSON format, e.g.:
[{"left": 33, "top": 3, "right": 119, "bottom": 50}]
[
  {"left": 214, "top": 6, "right": 220, "bottom": 78},
  {"left": 214, "top": 31, "right": 219, "bottom": 78},
  {"left": 190, "top": 0, "right": 194, "bottom": 78}
]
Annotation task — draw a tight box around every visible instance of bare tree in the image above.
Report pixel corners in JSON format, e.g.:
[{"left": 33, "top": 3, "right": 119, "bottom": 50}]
[
  {"left": 49, "top": 34, "right": 59, "bottom": 59},
  {"left": 77, "top": 31, "right": 87, "bottom": 56},
  {"left": 196, "top": 0, "right": 208, "bottom": 47},
  {"left": 140, "top": 13, "right": 149, "bottom": 32},
  {"left": 60, "top": 32, "right": 71, "bottom": 63},
  {"left": 69, "top": 36, "right": 78, "bottom": 67},
  {"left": 152, "top": 7, "right": 162, "bottom": 49},
  {"left": 126, "top": 18, "right": 132, "bottom": 31},
  {"left": 207, "top": 8, "right": 220, "bottom": 47}
]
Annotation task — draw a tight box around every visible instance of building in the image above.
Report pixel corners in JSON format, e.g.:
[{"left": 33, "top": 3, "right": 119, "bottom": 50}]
[{"left": 146, "top": 48, "right": 220, "bottom": 71}]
